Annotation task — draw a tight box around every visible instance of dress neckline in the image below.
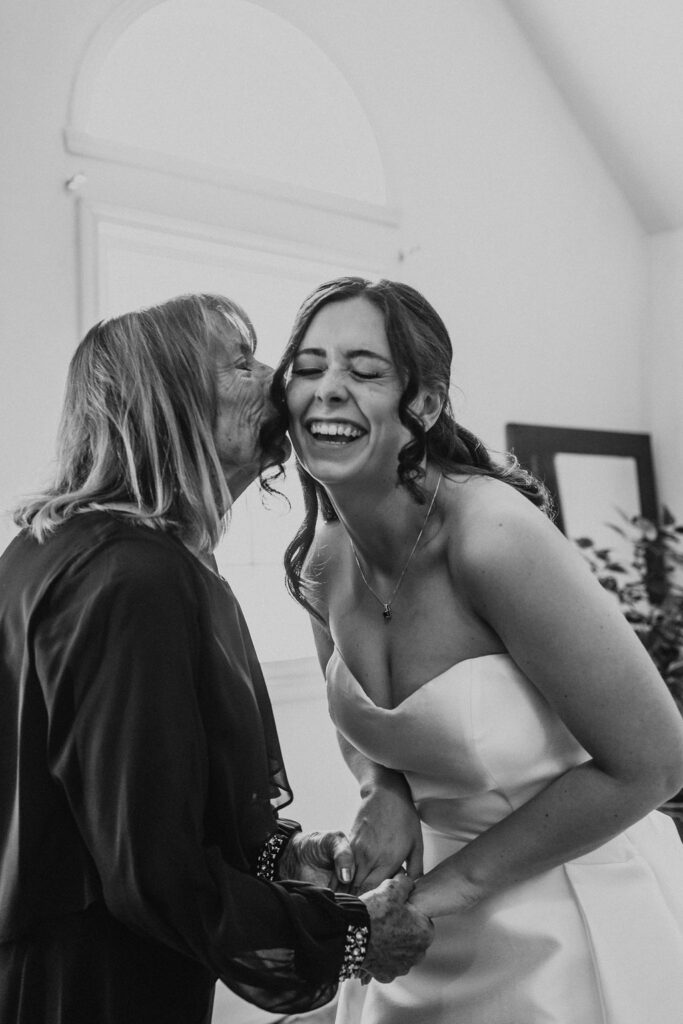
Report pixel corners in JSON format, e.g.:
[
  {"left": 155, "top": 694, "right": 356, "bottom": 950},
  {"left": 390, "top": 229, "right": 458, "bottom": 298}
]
[{"left": 329, "top": 646, "right": 512, "bottom": 712}]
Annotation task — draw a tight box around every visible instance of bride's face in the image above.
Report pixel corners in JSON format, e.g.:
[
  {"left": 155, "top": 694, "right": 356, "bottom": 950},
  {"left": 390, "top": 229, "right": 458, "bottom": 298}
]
[{"left": 285, "top": 295, "right": 411, "bottom": 488}]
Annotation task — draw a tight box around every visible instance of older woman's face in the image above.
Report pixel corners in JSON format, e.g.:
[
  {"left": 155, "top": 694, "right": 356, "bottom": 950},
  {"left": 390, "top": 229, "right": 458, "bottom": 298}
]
[{"left": 211, "top": 321, "right": 278, "bottom": 494}]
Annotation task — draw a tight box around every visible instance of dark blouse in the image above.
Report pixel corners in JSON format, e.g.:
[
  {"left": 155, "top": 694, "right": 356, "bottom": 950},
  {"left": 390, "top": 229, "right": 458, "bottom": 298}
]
[{"left": 0, "top": 512, "right": 367, "bottom": 1023}]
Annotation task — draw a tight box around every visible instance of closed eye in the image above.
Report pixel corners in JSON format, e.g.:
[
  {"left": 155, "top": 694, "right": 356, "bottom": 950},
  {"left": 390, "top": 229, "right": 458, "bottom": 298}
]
[
  {"left": 290, "top": 365, "right": 323, "bottom": 377},
  {"left": 289, "top": 365, "right": 383, "bottom": 380}
]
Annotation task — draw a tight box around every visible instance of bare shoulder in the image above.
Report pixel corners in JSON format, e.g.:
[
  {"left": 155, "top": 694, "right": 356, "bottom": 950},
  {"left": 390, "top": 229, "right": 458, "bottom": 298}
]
[
  {"left": 442, "top": 471, "right": 553, "bottom": 542},
  {"left": 441, "top": 472, "right": 571, "bottom": 590}
]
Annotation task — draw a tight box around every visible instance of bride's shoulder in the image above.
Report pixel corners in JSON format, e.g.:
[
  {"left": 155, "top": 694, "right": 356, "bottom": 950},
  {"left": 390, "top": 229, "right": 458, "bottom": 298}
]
[
  {"left": 441, "top": 471, "right": 557, "bottom": 570},
  {"left": 441, "top": 469, "right": 530, "bottom": 517}
]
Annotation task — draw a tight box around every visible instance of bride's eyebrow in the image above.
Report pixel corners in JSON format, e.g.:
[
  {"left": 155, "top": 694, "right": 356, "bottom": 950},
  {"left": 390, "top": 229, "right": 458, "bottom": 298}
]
[
  {"left": 293, "top": 347, "right": 326, "bottom": 358},
  {"left": 294, "top": 346, "right": 391, "bottom": 364}
]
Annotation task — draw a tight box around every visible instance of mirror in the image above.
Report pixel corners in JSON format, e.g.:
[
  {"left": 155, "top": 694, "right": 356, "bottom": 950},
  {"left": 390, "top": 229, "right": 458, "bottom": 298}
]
[{"left": 505, "top": 424, "right": 658, "bottom": 540}]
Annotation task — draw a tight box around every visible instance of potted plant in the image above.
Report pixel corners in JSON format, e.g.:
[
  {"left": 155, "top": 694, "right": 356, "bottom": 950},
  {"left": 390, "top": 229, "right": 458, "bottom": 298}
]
[
  {"left": 575, "top": 507, "right": 683, "bottom": 705},
  {"left": 575, "top": 507, "right": 683, "bottom": 819}
]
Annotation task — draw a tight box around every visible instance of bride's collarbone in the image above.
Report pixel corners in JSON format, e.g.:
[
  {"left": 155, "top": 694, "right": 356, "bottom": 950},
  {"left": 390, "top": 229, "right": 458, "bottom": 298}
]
[
  {"left": 332, "top": 603, "right": 502, "bottom": 707},
  {"left": 330, "top": 572, "right": 493, "bottom": 703}
]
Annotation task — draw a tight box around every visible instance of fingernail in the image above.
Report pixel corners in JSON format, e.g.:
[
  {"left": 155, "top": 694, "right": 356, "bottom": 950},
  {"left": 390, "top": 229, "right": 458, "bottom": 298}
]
[{"left": 340, "top": 867, "right": 353, "bottom": 883}]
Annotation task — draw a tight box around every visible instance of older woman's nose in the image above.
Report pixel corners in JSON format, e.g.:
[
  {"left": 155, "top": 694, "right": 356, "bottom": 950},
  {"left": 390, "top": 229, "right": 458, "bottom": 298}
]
[
  {"left": 254, "top": 358, "right": 274, "bottom": 380},
  {"left": 254, "top": 360, "right": 276, "bottom": 396}
]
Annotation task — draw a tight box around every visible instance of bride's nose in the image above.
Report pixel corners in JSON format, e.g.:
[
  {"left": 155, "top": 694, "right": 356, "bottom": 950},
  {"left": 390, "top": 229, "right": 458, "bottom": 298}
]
[{"left": 314, "top": 367, "right": 348, "bottom": 404}]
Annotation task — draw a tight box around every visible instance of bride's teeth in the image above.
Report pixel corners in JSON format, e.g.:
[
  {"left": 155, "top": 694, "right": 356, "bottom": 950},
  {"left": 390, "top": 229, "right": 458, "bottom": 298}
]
[{"left": 309, "top": 421, "right": 363, "bottom": 439}]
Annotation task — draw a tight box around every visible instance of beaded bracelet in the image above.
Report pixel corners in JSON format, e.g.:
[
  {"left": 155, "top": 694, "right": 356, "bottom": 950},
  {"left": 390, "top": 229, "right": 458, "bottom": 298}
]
[
  {"left": 255, "top": 825, "right": 369, "bottom": 982},
  {"left": 338, "top": 922, "right": 370, "bottom": 981},
  {"left": 255, "top": 830, "right": 291, "bottom": 881},
  {"left": 255, "top": 820, "right": 302, "bottom": 881}
]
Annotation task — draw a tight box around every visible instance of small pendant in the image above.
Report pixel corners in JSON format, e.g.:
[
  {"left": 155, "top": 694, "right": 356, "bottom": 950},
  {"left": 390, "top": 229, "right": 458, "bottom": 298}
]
[{"left": 382, "top": 604, "right": 392, "bottom": 622}]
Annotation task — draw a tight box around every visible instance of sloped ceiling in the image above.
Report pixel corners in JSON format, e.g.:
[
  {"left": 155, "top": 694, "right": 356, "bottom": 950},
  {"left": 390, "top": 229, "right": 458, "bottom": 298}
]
[{"left": 504, "top": 0, "right": 683, "bottom": 233}]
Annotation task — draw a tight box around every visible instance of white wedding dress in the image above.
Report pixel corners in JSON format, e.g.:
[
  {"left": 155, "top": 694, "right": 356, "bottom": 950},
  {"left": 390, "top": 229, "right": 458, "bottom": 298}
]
[{"left": 327, "top": 648, "right": 683, "bottom": 1024}]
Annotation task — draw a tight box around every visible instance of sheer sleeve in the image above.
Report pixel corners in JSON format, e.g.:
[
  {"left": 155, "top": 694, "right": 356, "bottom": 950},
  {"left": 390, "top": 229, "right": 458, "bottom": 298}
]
[{"left": 33, "top": 532, "right": 368, "bottom": 1013}]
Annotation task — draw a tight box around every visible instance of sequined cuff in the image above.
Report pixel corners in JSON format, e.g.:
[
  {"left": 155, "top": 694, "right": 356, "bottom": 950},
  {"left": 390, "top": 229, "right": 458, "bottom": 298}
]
[
  {"left": 255, "top": 820, "right": 301, "bottom": 881},
  {"left": 338, "top": 922, "right": 370, "bottom": 981}
]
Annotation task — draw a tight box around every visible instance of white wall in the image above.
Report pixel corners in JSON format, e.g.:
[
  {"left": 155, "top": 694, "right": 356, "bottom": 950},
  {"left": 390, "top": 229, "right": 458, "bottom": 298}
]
[
  {"left": 0, "top": 0, "right": 651, "bottom": 555},
  {"left": 0, "top": 0, "right": 113, "bottom": 550},
  {"left": 266, "top": 0, "right": 647, "bottom": 448},
  {"left": 647, "top": 230, "right": 683, "bottom": 517}
]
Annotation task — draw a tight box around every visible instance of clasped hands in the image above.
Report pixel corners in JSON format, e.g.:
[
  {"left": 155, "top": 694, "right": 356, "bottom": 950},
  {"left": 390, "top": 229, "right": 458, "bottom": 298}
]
[{"left": 278, "top": 827, "right": 433, "bottom": 984}]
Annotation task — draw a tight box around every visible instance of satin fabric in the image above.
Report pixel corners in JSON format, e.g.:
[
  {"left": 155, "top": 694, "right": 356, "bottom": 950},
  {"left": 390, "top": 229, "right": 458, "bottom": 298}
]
[{"left": 328, "top": 649, "right": 683, "bottom": 1024}]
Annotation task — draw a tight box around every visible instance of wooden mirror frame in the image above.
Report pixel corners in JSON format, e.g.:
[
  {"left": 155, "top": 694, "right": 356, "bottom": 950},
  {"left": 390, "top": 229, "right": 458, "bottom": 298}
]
[{"left": 504, "top": 424, "right": 658, "bottom": 535}]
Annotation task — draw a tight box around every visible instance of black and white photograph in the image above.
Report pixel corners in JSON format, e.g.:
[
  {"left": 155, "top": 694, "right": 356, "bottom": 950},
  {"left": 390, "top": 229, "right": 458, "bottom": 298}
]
[{"left": 2, "top": 2, "right": 683, "bottom": 1022}]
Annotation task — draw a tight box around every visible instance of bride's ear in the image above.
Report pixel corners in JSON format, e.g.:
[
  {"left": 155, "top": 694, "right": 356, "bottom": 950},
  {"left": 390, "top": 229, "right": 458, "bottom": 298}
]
[{"left": 411, "top": 387, "right": 445, "bottom": 433}]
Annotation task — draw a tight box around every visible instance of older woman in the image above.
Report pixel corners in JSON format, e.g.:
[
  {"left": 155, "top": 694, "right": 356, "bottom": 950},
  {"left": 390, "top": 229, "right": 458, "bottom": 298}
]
[{"left": 0, "top": 294, "right": 432, "bottom": 1024}]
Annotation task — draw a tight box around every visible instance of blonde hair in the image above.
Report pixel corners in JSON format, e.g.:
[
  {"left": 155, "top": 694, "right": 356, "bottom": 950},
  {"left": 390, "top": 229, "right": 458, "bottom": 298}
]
[{"left": 15, "top": 293, "right": 257, "bottom": 553}]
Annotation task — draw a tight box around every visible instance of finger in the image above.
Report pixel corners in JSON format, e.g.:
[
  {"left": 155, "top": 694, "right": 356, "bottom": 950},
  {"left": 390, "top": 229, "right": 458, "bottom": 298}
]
[
  {"left": 389, "top": 871, "right": 414, "bottom": 898},
  {"left": 405, "top": 841, "right": 424, "bottom": 880},
  {"left": 352, "top": 857, "right": 407, "bottom": 894},
  {"left": 330, "top": 832, "right": 355, "bottom": 886},
  {"left": 347, "top": 840, "right": 378, "bottom": 890},
  {"left": 365, "top": 870, "right": 413, "bottom": 902},
  {"left": 351, "top": 864, "right": 388, "bottom": 895}
]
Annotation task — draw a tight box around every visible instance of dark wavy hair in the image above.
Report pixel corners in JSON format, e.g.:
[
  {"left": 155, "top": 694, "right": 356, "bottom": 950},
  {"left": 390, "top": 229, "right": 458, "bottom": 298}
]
[{"left": 271, "top": 276, "right": 552, "bottom": 618}]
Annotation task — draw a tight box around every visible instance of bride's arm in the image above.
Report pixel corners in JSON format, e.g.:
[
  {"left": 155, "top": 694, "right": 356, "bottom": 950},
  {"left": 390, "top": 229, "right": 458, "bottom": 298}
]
[
  {"left": 337, "top": 734, "right": 424, "bottom": 893},
  {"left": 410, "top": 480, "right": 683, "bottom": 919},
  {"left": 311, "top": 616, "right": 424, "bottom": 894}
]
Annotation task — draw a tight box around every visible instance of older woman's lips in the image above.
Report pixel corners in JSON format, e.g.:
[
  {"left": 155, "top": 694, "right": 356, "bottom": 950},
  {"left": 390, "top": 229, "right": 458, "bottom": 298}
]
[{"left": 258, "top": 413, "right": 292, "bottom": 463}]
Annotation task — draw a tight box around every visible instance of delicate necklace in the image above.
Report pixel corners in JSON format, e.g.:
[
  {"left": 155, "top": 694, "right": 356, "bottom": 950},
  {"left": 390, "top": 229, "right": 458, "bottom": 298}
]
[{"left": 349, "top": 473, "right": 442, "bottom": 623}]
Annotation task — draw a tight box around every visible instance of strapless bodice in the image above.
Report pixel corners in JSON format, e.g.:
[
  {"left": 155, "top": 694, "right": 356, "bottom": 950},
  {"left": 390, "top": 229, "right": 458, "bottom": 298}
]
[
  {"left": 329, "top": 647, "right": 683, "bottom": 1024},
  {"left": 326, "top": 648, "right": 589, "bottom": 840}
]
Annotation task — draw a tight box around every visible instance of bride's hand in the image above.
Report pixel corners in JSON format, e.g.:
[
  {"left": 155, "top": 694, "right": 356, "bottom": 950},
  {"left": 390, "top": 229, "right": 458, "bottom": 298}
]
[
  {"left": 349, "top": 775, "right": 424, "bottom": 894},
  {"left": 277, "top": 830, "right": 355, "bottom": 890}
]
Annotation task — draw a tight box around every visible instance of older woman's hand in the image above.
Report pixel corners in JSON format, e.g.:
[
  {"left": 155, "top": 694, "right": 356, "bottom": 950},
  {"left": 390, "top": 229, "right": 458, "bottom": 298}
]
[
  {"left": 277, "top": 830, "right": 355, "bottom": 890},
  {"left": 359, "top": 873, "right": 434, "bottom": 983}
]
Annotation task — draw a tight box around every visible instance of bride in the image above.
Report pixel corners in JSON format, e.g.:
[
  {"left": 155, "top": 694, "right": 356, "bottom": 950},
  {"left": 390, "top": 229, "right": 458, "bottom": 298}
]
[{"left": 273, "top": 275, "right": 683, "bottom": 1024}]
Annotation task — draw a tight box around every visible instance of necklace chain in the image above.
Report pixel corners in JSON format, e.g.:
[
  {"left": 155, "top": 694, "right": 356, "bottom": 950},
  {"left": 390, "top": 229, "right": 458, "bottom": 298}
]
[{"left": 350, "top": 473, "right": 442, "bottom": 623}]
